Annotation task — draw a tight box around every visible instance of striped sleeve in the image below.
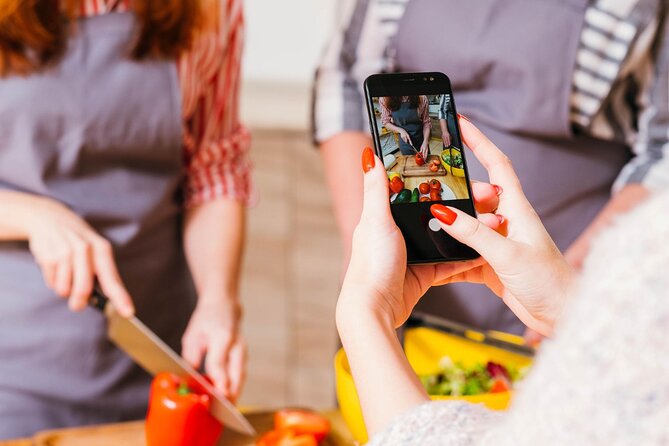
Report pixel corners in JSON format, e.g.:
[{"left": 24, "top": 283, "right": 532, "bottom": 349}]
[
  {"left": 614, "top": 12, "right": 669, "bottom": 192},
  {"left": 180, "top": 0, "right": 253, "bottom": 207},
  {"left": 311, "top": 0, "right": 408, "bottom": 144}
]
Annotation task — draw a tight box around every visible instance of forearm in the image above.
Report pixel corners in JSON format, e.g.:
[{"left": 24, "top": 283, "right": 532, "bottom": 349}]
[
  {"left": 439, "top": 120, "right": 449, "bottom": 140},
  {"left": 320, "top": 132, "right": 370, "bottom": 269},
  {"left": 384, "top": 122, "right": 403, "bottom": 134},
  {"left": 423, "top": 124, "right": 431, "bottom": 144},
  {"left": 183, "top": 198, "right": 245, "bottom": 303},
  {"left": 0, "top": 190, "right": 46, "bottom": 241},
  {"left": 337, "top": 290, "right": 429, "bottom": 437}
]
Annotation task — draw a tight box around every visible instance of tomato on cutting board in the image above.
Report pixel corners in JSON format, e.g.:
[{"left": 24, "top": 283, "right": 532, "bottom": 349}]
[
  {"left": 257, "top": 409, "right": 330, "bottom": 446},
  {"left": 257, "top": 429, "right": 318, "bottom": 446}
]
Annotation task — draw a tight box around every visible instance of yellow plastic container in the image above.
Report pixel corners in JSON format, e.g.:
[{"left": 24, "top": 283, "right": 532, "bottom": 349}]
[
  {"left": 440, "top": 148, "right": 466, "bottom": 177},
  {"left": 335, "top": 327, "right": 532, "bottom": 443}
]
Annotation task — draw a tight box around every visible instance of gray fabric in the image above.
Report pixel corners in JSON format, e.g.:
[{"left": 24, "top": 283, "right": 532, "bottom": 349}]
[
  {"left": 394, "top": 0, "right": 631, "bottom": 334},
  {"left": 0, "top": 13, "right": 196, "bottom": 438},
  {"left": 392, "top": 100, "right": 424, "bottom": 153}
]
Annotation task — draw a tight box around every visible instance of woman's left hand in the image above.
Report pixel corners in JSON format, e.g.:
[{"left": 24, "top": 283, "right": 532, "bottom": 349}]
[
  {"left": 338, "top": 148, "right": 502, "bottom": 329},
  {"left": 181, "top": 296, "right": 246, "bottom": 401},
  {"left": 420, "top": 142, "right": 430, "bottom": 159}
]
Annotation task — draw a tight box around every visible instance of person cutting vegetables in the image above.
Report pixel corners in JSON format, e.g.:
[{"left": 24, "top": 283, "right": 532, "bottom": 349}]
[
  {"left": 0, "top": 0, "right": 250, "bottom": 438},
  {"left": 379, "top": 95, "right": 431, "bottom": 158}
]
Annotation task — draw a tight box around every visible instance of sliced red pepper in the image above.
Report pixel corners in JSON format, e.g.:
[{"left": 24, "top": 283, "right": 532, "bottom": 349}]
[
  {"left": 274, "top": 409, "right": 330, "bottom": 442},
  {"left": 257, "top": 429, "right": 318, "bottom": 446},
  {"left": 145, "top": 372, "right": 223, "bottom": 446}
]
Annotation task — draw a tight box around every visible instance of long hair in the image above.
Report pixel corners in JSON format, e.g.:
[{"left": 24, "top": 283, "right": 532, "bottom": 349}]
[
  {"left": 384, "top": 96, "right": 420, "bottom": 112},
  {"left": 0, "top": 0, "right": 206, "bottom": 77}
]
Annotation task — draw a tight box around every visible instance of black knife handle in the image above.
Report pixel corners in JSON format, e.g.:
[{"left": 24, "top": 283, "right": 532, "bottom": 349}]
[{"left": 89, "top": 285, "right": 109, "bottom": 312}]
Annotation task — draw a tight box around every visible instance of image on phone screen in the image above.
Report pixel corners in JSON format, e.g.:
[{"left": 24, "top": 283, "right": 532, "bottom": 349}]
[
  {"left": 365, "top": 72, "right": 478, "bottom": 264},
  {"left": 371, "top": 94, "right": 470, "bottom": 205}
]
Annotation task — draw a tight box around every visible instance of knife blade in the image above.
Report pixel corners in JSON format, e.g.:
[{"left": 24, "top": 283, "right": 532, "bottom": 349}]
[{"left": 89, "top": 288, "right": 256, "bottom": 436}]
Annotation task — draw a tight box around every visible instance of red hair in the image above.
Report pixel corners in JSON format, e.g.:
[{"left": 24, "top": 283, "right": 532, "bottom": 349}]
[{"left": 0, "top": 0, "right": 207, "bottom": 77}]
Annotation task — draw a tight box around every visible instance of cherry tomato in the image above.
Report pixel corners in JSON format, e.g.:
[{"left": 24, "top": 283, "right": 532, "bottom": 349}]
[
  {"left": 418, "top": 182, "right": 430, "bottom": 195},
  {"left": 415, "top": 153, "right": 425, "bottom": 166},
  {"left": 429, "top": 179, "right": 441, "bottom": 190},
  {"left": 419, "top": 197, "right": 430, "bottom": 202},
  {"left": 429, "top": 164, "right": 439, "bottom": 172},
  {"left": 389, "top": 177, "right": 404, "bottom": 194},
  {"left": 274, "top": 410, "right": 330, "bottom": 443},
  {"left": 430, "top": 190, "right": 441, "bottom": 201}
]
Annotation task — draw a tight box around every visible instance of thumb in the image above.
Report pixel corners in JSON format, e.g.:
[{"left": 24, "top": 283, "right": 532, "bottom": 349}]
[
  {"left": 430, "top": 204, "right": 513, "bottom": 266},
  {"left": 361, "top": 147, "right": 392, "bottom": 222}
]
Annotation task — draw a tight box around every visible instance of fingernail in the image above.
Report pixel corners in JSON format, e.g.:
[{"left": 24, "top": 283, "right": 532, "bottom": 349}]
[
  {"left": 497, "top": 214, "right": 505, "bottom": 225},
  {"left": 457, "top": 113, "right": 471, "bottom": 123},
  {"left": 362, "top": 147, "right": 375, "bottom": 173},
  {"left": 493, "top": 184, "right": 503, "bottom": 196},
  {"left": 430, "top": 204, "right": 457, "bottom": 225}
]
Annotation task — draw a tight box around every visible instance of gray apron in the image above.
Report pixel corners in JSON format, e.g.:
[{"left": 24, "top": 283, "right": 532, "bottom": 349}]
[
  {"left": 0, "top": 13, "right": 196, "bottom": 438},
  {"left": 395, "top": 0, "right": 631, "bottom": 333},
  {"left": 392, "top": 99, "right": 424, "bottom": 154}
]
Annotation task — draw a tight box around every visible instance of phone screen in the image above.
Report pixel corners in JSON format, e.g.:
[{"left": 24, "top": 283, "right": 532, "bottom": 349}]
[
  {"left": 371, "top": 94, "right": 471, "bottom": 204},
  {"left": 365, "top": 73, "right": 479, "bottom": 263}
]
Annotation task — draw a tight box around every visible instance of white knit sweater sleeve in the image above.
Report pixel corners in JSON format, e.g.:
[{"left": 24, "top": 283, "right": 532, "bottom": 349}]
[{"left": 367, "top": 191, "right": 669, "bottom": 446}]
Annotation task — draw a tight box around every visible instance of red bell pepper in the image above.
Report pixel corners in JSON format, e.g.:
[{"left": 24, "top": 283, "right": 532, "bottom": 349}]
[{"left": 145, "top": 372, "right": 223, "bottom": 446}]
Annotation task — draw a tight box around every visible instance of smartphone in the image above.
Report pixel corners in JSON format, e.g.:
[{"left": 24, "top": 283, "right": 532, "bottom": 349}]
[{"left": 364, "top": 72, "right": 479, "bottom": 264}]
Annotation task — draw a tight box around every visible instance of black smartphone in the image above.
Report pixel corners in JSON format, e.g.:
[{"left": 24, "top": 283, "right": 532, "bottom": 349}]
[{"left": 364, "top": 72, "right": 479, "bottom": 264}]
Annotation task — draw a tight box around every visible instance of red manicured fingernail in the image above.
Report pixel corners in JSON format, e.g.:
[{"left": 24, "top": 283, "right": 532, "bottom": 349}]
[
  {"left": 457, "top": 113, "right": 471, "bottom": 123},
  {"left": 493, "top": 184, "right": 503, "bottom": 196},
  {"left": 497, "top": 214, "right": 505, "bottom": 225},
  {"left": 430, "top": 204, "right": 457, "bottom": 225},
  {"left": 362, "top": 147, "right": 375, "bottom": 173}
]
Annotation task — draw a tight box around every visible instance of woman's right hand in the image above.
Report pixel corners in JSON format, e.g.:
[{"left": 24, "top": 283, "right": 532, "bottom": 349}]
[
  {"left": 25, "top": 196, "right": 135, "bottom": 317},
  {"left": 431, "top": 116, "right": 574, "bottom": 336},
  {"left": 397, "top": 128, "right": 412, "bottom": 146}
]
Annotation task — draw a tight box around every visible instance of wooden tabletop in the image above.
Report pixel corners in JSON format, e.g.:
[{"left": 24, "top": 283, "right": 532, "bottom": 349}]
[{"left": 0, "top": 410, "right": 355, "bottom": 446}]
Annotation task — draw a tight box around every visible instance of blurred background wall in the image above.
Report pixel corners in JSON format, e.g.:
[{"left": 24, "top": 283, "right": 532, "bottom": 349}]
[
  {"left": 241, "top": 0, "right": 338, "bottom": 129},
  {"left": 238, "top": 0, "right": 343, "bottom": 409}
]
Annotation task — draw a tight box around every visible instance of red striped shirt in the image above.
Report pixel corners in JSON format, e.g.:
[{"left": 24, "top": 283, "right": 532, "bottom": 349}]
[{"left": 80, "top": 0, "right": 252, "bottom": 207}]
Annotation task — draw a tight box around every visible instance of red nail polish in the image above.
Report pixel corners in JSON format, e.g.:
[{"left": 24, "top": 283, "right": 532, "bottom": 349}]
[
  {"left": 493, "top": 184, "right": 503, "bottom": 196},
  {"left": 362, "top": 147, "right": 375, "bottom": 173},
  {"left": 430, "top": 204, "right": 457, "bottom": 225},
  {"left": 457, "top": 113, "right": 471, "bottom": 123}
]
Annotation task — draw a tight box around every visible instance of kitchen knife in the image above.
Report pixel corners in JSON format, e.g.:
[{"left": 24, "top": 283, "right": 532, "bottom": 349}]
[
  {"left": 89, "top": 287, "right": 256, "bottom": 436},
  {"left": 403, "top": 312, "right": 536, "bottom": 358}
]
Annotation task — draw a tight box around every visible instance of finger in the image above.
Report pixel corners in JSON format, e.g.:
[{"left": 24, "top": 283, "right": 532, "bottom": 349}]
[
  {"left": 458, "top": 116, "right": 524, "bottom": 197},
  {"left": 53, "top": 259, "right": 73, "bottom": 298},
  {"left": 477, "top": 213, "right": 505, "bottom": 233},
  {"left": 226, "top": 340, "right": 246, "bottom": 402},
  {"left": 471, "top": 182, "right": 500, "bottom": 214},
  {"left": 431, "top": 205, "right": 515, "bottom": 267},
  {"left": 412, "top": 257, "right": 486, "bottom": 286},
  {"left": 360, "top": 148, "right": 392, "bottom": 222},
  {"left": 90, "top": 237, "right": 135, "bottom": 317},
  {"left": 205, "top": 335, "right": 233, "bottom": 397},
  {"left": 181, "top": 330, "right": 206, "bottom": 370},
  {"left": 41, "top": 262, "right": 58, "bottom": 290},
  {"left": 68, "top": 239, "right": 94, "bottom": 312}
]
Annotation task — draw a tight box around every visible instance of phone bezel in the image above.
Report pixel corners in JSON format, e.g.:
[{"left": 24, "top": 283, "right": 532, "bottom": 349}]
[{"left": 363, "top": 72, "right": 479, "bottom": 264}]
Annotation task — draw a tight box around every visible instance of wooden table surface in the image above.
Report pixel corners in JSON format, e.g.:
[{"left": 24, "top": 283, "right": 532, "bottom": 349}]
[
  {"left": 0, "top": 410, "right": 355, "bottom": 446},
  {"left": 393, "top": 154, "right": 469, "bottom": 199}
]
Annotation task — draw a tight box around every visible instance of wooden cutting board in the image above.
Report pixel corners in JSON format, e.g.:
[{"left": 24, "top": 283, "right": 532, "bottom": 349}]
[
  {"left": 25, "top": 411, "right": 354, "bottom": 446},
  {"left": 401, "top": 154, "right": 445, "bottom": 177}
]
